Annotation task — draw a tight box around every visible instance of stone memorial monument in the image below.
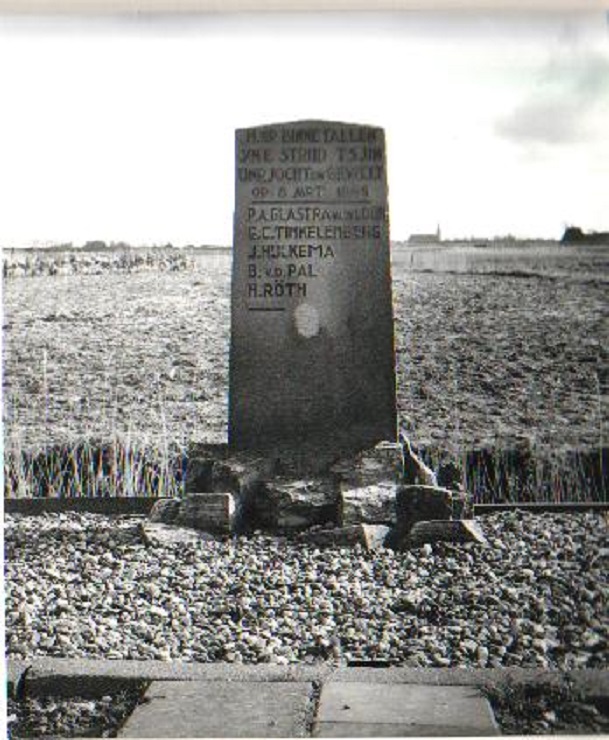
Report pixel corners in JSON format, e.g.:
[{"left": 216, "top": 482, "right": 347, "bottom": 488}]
[{"left": 229, "top": 120, "right": 396, "bottom": 459}]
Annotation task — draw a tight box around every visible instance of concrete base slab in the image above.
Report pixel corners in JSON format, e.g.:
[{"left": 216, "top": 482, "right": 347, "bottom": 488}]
[
  {"left": 313, "top": 683, "right": 499, "bottom": 737},
  {"left": 12, "top": 658, "right": 609, "bottom": 696},
  {"left": 118, "top": 680, "right": 314, "bottom": 737}
]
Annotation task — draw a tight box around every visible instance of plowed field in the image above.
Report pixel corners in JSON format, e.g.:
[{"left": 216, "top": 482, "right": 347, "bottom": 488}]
[{"left": 3, "top": 242, "right": 607, "bottom": 465}]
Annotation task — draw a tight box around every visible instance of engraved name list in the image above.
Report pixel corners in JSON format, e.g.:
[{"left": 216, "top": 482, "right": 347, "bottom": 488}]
[{"left": 237, "top": 123, "right": 386, "bottom": 307}]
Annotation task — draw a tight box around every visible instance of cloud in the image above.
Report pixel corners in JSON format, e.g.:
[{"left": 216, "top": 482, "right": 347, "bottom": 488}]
[{"left": 496, "top": 45, "right": 609, "bottom": 147}]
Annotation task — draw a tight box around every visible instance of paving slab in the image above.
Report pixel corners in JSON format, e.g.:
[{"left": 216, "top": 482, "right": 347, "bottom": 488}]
[
  {"left": 313, "top": 683, "right": 499, "bottom": 737},
  {"left": 118, "top": 680, "right": 314, "bottom": 737}
]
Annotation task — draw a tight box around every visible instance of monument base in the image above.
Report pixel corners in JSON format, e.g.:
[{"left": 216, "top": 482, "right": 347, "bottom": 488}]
[{"left": 171, "top": 437, "right": 481, "bottom": 550}]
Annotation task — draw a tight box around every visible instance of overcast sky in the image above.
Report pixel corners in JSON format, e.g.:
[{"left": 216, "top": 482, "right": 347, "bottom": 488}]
[{"left": 0, "top": 10, "right": 607, "bottom": 246}]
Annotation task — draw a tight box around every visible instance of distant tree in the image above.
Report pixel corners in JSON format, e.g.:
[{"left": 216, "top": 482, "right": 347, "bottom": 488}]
[
  {"left": 561, "top": 226, "right": 609, "bottom": 245},
  {"left": 561, "top": 226, "right": 585, "bottom": 244}
]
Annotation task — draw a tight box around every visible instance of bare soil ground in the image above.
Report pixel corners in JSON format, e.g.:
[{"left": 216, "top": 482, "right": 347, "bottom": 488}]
[
  {"left": 3, "top": 256, "right": 231, "bottom": 454},
  {"left": 3, "top": 243, "right": 606, "bottom": 461},
  {"left": 393, "top": 242, "right": 608, "bottom": 455}
]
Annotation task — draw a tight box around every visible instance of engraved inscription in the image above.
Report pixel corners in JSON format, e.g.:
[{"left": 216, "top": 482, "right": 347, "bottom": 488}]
[{"left": 237, "top": 123, "right": 387, "bottom": 309}]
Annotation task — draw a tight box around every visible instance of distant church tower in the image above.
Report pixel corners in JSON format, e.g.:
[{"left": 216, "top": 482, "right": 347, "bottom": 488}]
[{"left": 436, "top": 224, "right": 441, "bottom": 242}]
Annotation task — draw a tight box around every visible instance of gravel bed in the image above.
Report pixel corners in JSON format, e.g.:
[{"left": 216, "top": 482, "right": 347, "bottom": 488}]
[
  {"left": 5, "top": 511, "right": 608, "bottom": 668},
  {"left": 485, "top": 681, "right": 609, "bottom": 734},
  {"left": 6, "top": 685, "right": 146, "bottom": 738}
]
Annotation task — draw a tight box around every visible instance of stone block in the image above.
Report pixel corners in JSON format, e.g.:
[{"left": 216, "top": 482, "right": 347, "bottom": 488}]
[
  {"left": 5, "top": 660, "right": 29, "bottom": 700},
  {"left": 185, "top": 443, "right": 229, "bottom": 494},
  {"left": 299, "top": 524, "right": 390, "bottom": 550},
  {"left": 331, "top": 441, "right": 404, "bottom": 486},
  {"left": 175, "top": 492, "right": 236, "bottom": 534},
  {"left": 339, "top": 481, "right": 397, "bottom": 525},
  {"left": 188, "top": 443, "right": 230, "bottom": 459},
  {"left": 148, "top": 498, "right": 182, "bottom": 524},
  {"left": 139, "top": 522, "right": 216, "bottom": 547},
  {"left": 211, "top": 454, "right": 273, "bottom": 496},
  {"left": 396, "top": 485, "right": 469, "bottom": 531},
  {"left": 185, "top": 458, "right": 214, "bottom": 494},
  {"left": 208, "top": 454, "right": 276, "bottom": 530},
  {"left": 401, "top": 437, "right": 438, "bottom": 487},
  {"left": 256, "top": 478, "right": 338, "bottom": 530},
  {"left": 408, "top": 519, "right": 488, "bottom": 547}
]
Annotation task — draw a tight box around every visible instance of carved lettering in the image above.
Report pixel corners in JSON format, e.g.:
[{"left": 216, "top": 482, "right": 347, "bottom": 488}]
[{"left": 236, "top": 122, "right": 386, "bottom": 310}]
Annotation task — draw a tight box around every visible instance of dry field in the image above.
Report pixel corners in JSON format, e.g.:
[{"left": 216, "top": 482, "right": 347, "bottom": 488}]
[
  {"left": 2, "top": 242, "right": 608, "bottom": 500},
  {"left": 392, "top": 242, "right": 608, "bottom": 452}
]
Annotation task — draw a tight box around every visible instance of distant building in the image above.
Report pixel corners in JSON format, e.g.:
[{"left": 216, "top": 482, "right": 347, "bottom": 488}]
[{"left": 408, "top": 225, "right": 441, "bottom": 245}]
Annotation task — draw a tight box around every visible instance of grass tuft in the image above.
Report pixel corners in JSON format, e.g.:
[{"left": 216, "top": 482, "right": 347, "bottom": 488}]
[{"left": 3, "top": 438, "right": 186, "bottom": 499}]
